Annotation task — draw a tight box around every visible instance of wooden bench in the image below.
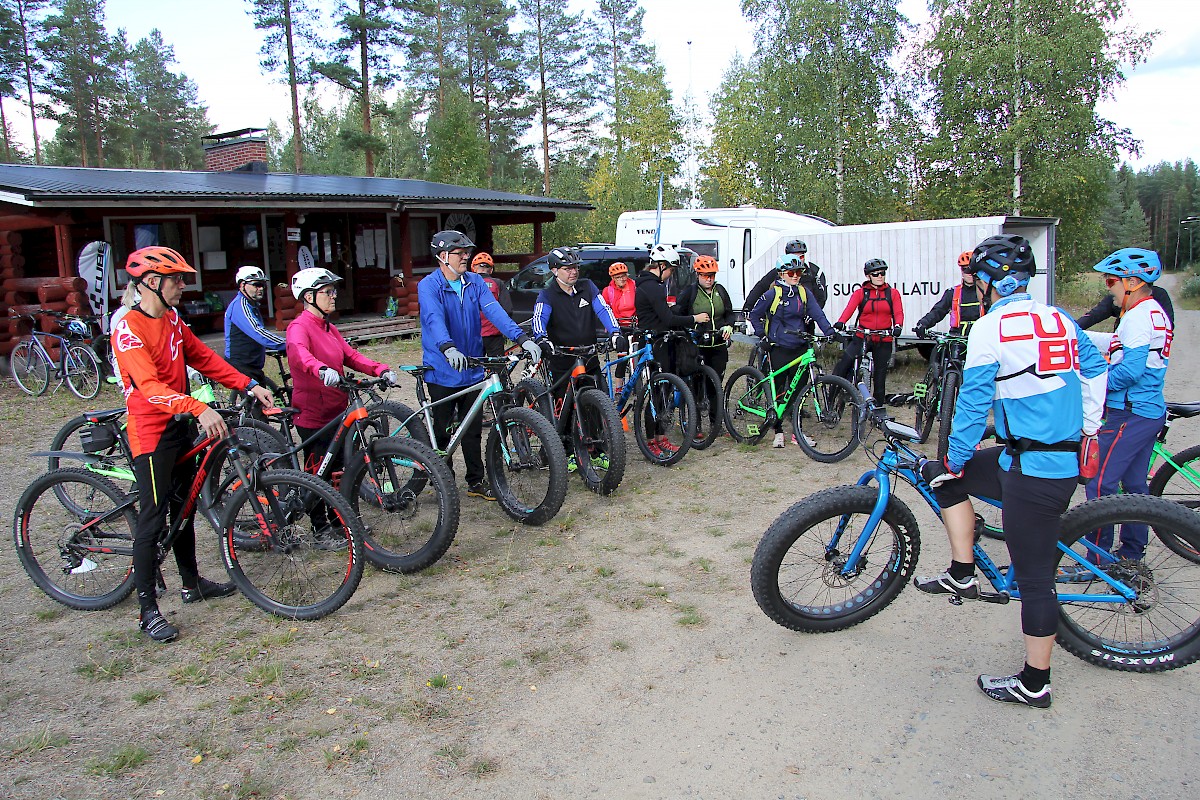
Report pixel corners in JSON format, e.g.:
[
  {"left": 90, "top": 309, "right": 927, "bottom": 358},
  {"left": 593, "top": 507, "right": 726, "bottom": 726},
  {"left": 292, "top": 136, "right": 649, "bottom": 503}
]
[{"left": 337, "top": 316, "right": 420, "bottom": 344}]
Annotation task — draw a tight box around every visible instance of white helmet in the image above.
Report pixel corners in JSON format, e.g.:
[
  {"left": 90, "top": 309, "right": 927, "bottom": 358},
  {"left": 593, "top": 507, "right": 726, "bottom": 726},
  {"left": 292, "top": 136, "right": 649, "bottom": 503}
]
[
  {"left": 649, "top": 244, "right": 680, "bottom": 266},
  {"left": 291, "top": 267, "right": 341, "bottom": 300},
  {"left": 236, "top": 266, "right": 267, "bottom": 284}
]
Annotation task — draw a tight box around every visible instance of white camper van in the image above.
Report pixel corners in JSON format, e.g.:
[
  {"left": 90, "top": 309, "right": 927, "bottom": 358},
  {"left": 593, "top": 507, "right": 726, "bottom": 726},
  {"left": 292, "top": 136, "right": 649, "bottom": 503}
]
[{"left": 615, "top": 209, "right": 1056, "bottom": 340}]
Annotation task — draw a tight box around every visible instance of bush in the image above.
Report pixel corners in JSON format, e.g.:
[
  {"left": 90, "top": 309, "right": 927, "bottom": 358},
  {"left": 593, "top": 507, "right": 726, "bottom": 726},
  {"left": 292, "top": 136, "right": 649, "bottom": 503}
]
[{"left": 1181, "top": 277, "right": 1200, "bottom": 298}]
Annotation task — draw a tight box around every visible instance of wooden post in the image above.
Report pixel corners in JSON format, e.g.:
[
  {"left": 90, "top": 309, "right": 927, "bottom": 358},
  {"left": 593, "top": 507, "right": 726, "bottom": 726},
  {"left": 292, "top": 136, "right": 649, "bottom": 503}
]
[
  {"left": 533, "top": 220, "right": 543, "bottom": 256},
  {"left": 54, "top": 224, "right": 73, "bottom": 278},
  {"left": 284, "top": 211, "right": 300, "bottom": 280},
  {"left": 398, "top": 211, "right": 412, "bottom": 282}
]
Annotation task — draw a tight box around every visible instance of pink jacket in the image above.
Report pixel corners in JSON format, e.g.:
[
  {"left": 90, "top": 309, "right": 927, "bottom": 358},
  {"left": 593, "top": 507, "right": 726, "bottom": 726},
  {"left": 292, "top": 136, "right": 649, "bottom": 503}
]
[
  {"left": 287, "top": 311, "right": 388, "bottom": 428},
  {"left": 602, "top": 280, "right": 637, "bottom": 324}
]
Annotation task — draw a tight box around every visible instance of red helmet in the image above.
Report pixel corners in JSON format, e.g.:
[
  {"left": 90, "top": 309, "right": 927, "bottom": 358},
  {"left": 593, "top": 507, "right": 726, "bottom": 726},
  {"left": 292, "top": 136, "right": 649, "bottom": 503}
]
[
  {"left": 125, "top": 246, "right": 195, "bottom": 279},
  {"left": 694, "top": 255, "right": 719, "bottom": 275}
]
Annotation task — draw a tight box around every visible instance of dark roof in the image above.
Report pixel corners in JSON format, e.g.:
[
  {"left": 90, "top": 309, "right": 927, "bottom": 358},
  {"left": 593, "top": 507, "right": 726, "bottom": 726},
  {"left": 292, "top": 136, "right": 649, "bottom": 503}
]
[{"left": 0, "top": 164, "right": 591, "bottom": 213}]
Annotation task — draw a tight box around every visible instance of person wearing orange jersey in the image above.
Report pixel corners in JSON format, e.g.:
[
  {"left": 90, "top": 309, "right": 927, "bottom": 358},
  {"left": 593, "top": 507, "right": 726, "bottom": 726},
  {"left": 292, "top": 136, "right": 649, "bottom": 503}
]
[{"left": 112, "top": 246, "right": 275, "bottom": 643}]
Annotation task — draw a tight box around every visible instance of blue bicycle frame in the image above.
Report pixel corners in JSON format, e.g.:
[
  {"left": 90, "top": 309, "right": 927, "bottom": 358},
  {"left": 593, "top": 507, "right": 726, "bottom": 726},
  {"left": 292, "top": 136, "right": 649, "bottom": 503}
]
[{"left": 600, "top": 341, "right": 657, "bottom": 412}]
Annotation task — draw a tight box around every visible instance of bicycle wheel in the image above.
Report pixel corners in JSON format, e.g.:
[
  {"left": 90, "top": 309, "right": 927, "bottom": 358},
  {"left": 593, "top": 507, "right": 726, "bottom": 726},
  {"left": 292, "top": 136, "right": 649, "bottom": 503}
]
[
  {"left": 65, "top": 344, "right": 102, "bottom": 400},
  {"left": 572, "top": 388, "right": 626, "bottom": 496},
  {"left": 13, "top": 468, "right": 137, "bottom": 610},
  {"left": 935, "top": 370, "right": 960, "bottom": 463},
  {"left": 362, "top": 400, "right": 431, "bottom": 446},
  {"left": 10, "top": 339, "right": 50, "bottom": 396},
  {"left": 514, "top": 377, "right": 555, "bottom": 424},
  {"left": 341, "top": 438, "right": 460, "bottom": 573},
  {"left": 220, "top": 469, "right": 365, "bottom": 620},
  {"left": 632, "top": 371, "right": 695, "bottom": 467},
  {"left": 912, "top": 357, "right": 939, "bottom": 443},
  {"left": 689, "top": 365, "right": 723, "bottom": 451},
  {"left": 48, "top": 414, "right": 129, "bottom": 475},
  {"left": 751, "top": 485, "right": 921, "bottom": 632},
  {"left": 1148, "top": 443, "right": 1200, "bottom": 561},
  {"left": 792, "top": 374, "right": 861, "bottom": 463},
  {"left": 1055, "top": 494, "right": 1200, "bottom": 672},
  {"left": 485, "top": 405, "right": 568, "bottom": 525},
  {"left": 199, "top": 428, "right": 286, "bottom": 536},
  {"left": 723, "top": 366, "right": 771, "bottom": 444}
]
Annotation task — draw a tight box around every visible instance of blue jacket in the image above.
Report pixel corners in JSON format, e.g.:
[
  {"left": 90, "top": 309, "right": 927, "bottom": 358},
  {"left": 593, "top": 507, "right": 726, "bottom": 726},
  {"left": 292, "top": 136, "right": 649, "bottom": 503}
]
[
  {"left": 224, "top": 293, "right": 285, "bottom": 369},
  {"left": 418, "top": 269, "right": 527, "bottom": 387},
  {"left": 748, "top": 280, "right": 834, "bottom": 348},
  {"left": 947, "top": 294, "right": 1108, "bottom": 479}
]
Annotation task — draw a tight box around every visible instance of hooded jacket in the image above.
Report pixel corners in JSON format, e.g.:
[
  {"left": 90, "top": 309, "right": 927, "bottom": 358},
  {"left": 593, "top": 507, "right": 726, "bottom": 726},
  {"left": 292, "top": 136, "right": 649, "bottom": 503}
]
[
  {"left": 634, "top": 271, "right": 695, "bottom": 331},
  {"left": 418, "top": 268, "right": 528, "bottom": 387}
]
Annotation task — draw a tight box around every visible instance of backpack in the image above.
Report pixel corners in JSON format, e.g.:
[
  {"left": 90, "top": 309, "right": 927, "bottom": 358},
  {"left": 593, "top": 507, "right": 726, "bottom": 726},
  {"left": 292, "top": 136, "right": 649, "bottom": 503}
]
[
  {"left": 855, "top": 283, "right": 895, "bottom": 326},
  {"left": 764, "top": 282, "right": 807, "bottom": 338}
]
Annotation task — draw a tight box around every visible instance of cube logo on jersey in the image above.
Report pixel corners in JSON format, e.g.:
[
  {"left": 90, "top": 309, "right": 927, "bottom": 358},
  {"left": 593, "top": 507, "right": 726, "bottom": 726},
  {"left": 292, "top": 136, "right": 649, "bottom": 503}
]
[{"left": 997, "top": 309, "right": 1079, "bottom": 374}]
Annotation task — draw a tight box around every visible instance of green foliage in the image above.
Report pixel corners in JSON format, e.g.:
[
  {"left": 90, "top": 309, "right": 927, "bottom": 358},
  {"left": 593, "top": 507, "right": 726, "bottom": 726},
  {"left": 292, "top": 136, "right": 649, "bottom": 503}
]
[
  {"left": 250, "top": 0, "right": 320, "bottom": 172},
  {"left": 426, "top": 86, "right": 489, "bottom": 185}
]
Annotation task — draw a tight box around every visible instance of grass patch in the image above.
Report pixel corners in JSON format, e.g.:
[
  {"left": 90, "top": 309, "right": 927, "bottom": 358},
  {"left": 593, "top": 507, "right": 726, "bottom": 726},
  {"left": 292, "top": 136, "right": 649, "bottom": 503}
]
[
  {"left": 692, "top": 557, "right": 713, "bottom": 573},
  {"left": 76, "top": 655, "right": 133, "bottom": 682},
  {"left": 168, "top": 663, "right": 211, "bottom": 686},
  {"left": 34, "top": 608, "right": 64, "bottom": 622},
  {"left": 595, "top": 566, "right": 614, "bottom": 577},
  {"left": 7, "top": 728, "right": 69, "bottom": 756},
  {"left": 536, "top": 535, "right": 562, "bottom": 547},
  {"left": 427, "top": 673, "right": 451, "bottom": 689},
  {"left": 131, "top": 689, "right": 164, "bottom": 706},
  {"left": 470, "top": 757, "right": 500, "bottom": 777},
  {"left": 87, "top": 744, "right": 150, "bottom": 776},
  {"left": 435, "top": 743, "right": 469, "bottom": 764},
  {"left": 246, "top": 663, "right": 283, "bottom": 687},
  {"left": 611, "top": 640, "right": 629, "bottom": 651},
  {"left": 675, "top": 604, "right": 703, "bottom": 626},
  {"left": 232, "top": 772, "right": 278, "bottom": 799},
  {"left": 322, "top": 735, "right": 369, "bottom": 769}
]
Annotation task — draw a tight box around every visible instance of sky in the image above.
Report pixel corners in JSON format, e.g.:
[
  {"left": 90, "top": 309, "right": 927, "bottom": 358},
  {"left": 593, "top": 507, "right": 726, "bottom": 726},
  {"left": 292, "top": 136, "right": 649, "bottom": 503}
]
[{"left": 8, "top": 0, "right": 1197, "bottom": 170}]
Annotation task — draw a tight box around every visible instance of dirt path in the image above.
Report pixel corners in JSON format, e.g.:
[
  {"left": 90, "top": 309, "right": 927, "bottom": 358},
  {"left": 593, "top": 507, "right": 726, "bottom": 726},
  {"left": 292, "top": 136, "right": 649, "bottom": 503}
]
[{"left": 1, "top": 285, "right": 1198, "bottom": 799}]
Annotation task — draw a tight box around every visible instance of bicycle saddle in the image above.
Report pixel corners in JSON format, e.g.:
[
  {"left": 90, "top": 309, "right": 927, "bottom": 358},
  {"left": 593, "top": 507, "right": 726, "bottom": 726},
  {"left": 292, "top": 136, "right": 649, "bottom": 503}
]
[
  {"left": 1166, "top": 402, "right": 1200, "bottom": 419},
  {"left": 85, "top": 408, "right": 126, "bottom": 424}
]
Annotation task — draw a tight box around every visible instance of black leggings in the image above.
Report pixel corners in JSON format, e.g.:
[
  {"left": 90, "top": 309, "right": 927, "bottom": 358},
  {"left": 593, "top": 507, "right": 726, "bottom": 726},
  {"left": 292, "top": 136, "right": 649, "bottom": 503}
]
[
  {"left": 131, "top": 421, "right": 200, "bottom": 605},
  {"left": 934, "top": 446, "right": 1076, "bottom": 638},
  {"left": 834, "top": 336, "right": 891, "bottom": 404}
]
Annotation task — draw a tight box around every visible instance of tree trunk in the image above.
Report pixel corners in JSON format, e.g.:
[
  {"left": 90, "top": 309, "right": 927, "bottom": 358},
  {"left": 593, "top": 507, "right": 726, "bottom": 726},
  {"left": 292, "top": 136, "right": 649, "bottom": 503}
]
[
  {"left": 436, "top": 1, "right": 445, "bottom": 110},
  {"left": 284, "top": 0, "right": 303, "bottom": 173},
  {"left": 18, "top": 2, "right": 40, "bottom": 164},
  {"left": 611, "top": 21, "right": 620, "bottom": 159},
  {"left": 483, "top": 57, "right": 493, "bottom": 184},
  {"left": 359, "top": 0, "right": 373, "bottom": 176},
  {"left": 833, "top": 11, "right": 845, "bottom": 225},
  {"left": 0, "top": 98, "right": 10, "bottom": 162},
  {"left": 537, "top": 1, "right": 550, "bottom": 195},
  {"left": 1011, "top": 0, "right": 1022, "bottom": 216}
]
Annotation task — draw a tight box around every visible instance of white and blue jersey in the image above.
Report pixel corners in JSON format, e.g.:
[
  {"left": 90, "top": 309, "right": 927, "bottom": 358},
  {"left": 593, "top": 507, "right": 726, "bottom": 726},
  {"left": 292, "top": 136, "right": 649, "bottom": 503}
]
[
  {"left": 1103, "top": 296, "right": 1171, "bottom": 419},
  {"left": 947, "top": 294, "right": 1108, "bottom": 479}
]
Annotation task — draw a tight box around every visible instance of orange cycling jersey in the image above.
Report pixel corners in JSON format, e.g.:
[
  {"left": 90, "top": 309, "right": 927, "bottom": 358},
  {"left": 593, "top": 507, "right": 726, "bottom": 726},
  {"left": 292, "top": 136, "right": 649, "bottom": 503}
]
[{"left": 113, "top": 307, "right": 251, "bottom": 457}]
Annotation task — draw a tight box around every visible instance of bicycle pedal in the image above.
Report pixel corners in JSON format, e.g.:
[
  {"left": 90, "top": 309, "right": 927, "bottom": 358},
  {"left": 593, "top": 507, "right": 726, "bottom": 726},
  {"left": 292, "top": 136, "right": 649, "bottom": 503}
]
[{"left": 977, "top": 591, "right": 1011, "bottom": 604}]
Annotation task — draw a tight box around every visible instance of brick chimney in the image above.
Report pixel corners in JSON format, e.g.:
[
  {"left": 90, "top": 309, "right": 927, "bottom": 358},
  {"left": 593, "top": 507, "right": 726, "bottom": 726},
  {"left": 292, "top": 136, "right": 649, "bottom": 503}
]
[{"left": 202, "top": 128, "right": 269, "bottom": 173}]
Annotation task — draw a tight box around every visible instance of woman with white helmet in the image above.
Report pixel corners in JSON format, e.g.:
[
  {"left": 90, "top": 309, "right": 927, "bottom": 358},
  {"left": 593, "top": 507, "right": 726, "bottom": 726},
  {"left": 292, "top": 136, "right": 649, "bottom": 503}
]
[{"left": 287, "top": 267, "right": 399, "bottom": 536}]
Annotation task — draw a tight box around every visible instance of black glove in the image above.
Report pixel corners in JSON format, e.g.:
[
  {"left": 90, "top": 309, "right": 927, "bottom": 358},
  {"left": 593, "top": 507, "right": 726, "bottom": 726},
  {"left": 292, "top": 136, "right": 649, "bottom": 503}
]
[
  {"left": 914, "top": 325, "right": 928, "bottom": 339},
  {"left": 833, "top": 321, "right": 846, "bottom": 332},
  {"left": 891, "top": 325, "right": 902, "bottom": 338},
  {"left": 539, "top": 338, "right": 557, "bottom": 356},
  {"left": 920, "top": 458, "right": 963, "bottom": 489},
  {"left": 610, "top": 333, "right": 628, "bottom": 352}
]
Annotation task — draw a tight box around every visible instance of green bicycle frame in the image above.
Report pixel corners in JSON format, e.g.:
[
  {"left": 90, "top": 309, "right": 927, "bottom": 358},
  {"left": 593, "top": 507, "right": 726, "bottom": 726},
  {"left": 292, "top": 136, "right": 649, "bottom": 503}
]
[{"left": 735, "top": 347, "right": 819, "bottom": 438}]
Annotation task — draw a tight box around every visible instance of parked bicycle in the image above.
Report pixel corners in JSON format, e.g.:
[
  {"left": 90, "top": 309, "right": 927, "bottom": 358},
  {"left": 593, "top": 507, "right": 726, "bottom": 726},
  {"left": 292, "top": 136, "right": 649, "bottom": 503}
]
[
  {"left": 681, "top": 331, "right": 726, "bottom": 451},
  {"left": 598, "top": 329, "right": 697, "bottom": 467},
  {"left": 9, "top": 311, "right": 102, "bottom": 399},
  {"left": 911, "top": 331, "right": 969, "bottom": 461},
  {"left": 750, "top": 406, "right": 1200, "bottom": 672},
  {"left": 516, "top": 343, "right": 627, "bottom": 496},
  {"left": 723, "top": 331, "right": 861, "bottom": 462},
  {"left": 14, "top": 418, "right": 367, "bottom": 620}
]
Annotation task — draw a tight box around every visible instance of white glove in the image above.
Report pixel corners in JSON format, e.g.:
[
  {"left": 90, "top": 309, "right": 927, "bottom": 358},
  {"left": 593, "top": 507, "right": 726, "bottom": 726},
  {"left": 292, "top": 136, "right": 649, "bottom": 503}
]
[
  {"left": 319, "top": 367, "right": 341, "bottom": 387},
  {"left": 444, "top": 346, "right": 468, "bottom": 371},
  {"left": 381, "top": 369, "right": 399, "bottom": 386},
  {"left": 521, "top": 339, "right": 543, "bottom": 365}
]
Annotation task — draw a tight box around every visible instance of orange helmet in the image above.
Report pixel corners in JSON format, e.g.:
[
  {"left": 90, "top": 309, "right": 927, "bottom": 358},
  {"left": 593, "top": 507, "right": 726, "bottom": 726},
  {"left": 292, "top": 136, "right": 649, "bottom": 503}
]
[
  {"left": 694, "top": 255, "right": 719, "bottom": 275},
  {"left": 472, "top": 252, "right": 494, "bottom": 268},
  {"left": 609, "top": 262, "right": 629, "bottom": 277},
  {"left": 957, "top": 251, "right": 972, "bottom": 268},
  {"left": 125, "top": 246, "right": 195, "bottom": 279}
]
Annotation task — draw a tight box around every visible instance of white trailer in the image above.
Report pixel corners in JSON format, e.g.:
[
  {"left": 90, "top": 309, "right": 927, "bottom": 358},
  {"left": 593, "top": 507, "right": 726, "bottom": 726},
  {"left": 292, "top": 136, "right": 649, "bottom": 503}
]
[{"left": 616, "top": 209, "right": 1057, "bottom": 340}]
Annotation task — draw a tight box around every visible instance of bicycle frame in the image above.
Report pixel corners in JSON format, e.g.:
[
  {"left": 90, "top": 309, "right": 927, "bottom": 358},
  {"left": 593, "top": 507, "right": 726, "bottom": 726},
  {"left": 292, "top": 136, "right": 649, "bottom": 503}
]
[
  {"left": 913, "top": 335, "right": 967, "bottom": 408},
  {"left": 393, "top": 363, "right": 512, "bottom": 458},
  {"left": 600, "top": 341, "right": 656, "bottom": 412}
]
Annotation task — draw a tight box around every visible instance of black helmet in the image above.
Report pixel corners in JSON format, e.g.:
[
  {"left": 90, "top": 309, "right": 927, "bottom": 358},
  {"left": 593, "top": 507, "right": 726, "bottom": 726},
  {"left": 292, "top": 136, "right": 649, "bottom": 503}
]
[
  {"left": 548, "top": 246, "right": 582, "bottom": 269},
  {"left": 969, "top": 234, "right": 1036, "bottom": 297},
  {"left": 431, "top": 230, "right": 476, "bottom": 254},
  {"left": 864, "top": 258, "right": 888, "bottom": 276},
  {"left": 785, "top": 239, "right": 807, "bottom": 255}
]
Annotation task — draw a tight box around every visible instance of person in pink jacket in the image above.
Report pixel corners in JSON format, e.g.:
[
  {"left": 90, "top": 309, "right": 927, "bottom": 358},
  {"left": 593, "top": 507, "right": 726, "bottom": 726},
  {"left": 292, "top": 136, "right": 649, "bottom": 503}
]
[{"left": 287, "top": 268, "right": 398, "bottom": 538}]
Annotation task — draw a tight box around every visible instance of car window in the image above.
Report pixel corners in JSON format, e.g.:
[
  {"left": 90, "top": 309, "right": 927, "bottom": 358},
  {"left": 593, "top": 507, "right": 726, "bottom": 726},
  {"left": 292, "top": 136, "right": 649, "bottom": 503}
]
[{"left": 512, "top": 262, "right": 551, "bottom": 291}]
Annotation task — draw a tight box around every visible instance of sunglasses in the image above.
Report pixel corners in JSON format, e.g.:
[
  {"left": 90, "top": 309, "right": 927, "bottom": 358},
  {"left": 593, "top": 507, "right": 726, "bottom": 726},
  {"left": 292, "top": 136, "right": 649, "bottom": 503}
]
[
  {"left": 782, "top": 269, "right": 804, "bottom": 277},
  {"left": 1104, "top": 275, "right": 1122, "bottom": 288},
  {"left": 868, "top": 270, "right": 886, "bottom": 277}
]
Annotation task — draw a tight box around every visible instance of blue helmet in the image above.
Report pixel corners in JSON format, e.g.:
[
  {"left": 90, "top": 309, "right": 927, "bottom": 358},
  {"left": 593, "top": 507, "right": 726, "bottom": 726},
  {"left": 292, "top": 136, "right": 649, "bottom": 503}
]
[
  {"left": 969, "top": 234, "right": 1035, "bottom": 297},
  {"left": 776, "top": 254, "right": 803, "bottom": 272},
  {"left": 1093, "top": 248, "right": 1161, "bottom": 283}
]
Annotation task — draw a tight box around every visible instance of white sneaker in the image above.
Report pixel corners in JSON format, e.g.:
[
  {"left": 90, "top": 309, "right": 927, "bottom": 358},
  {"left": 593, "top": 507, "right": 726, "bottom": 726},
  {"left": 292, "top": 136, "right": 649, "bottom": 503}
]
[
  {"left": 772, "top": 433, "right": 785, "bottom": 448},
  {"left": 792, "top": 433, "right": 816, "bottom": 448}
]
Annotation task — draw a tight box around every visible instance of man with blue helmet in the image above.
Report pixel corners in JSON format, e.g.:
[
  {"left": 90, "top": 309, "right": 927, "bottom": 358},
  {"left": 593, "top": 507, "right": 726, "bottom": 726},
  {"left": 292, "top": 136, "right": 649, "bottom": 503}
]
[
  {"left": 1078, "top": 248, "right": 1172, "bottom": 568},
  {"left": 914, "top": 234, "right": 1108, "bottom": 709}
]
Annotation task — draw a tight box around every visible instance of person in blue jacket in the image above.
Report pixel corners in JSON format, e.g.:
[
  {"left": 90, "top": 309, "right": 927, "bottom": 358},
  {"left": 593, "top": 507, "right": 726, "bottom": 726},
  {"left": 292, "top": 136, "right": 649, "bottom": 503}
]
[
  {"left": 747, "top": 253, "right": 836, "bottom": 449},
  {"left": 914, "top": 234, "right": 1108, "bottom": 710},
  {"left": 1081, "top": 248, "right": 1172, "bottom": 566},
  {"left": 418, "top": 230, "right": 542, "bottom": 500},
  {"left": 224, "top": 266, "right": 285, "bottom": 392}
]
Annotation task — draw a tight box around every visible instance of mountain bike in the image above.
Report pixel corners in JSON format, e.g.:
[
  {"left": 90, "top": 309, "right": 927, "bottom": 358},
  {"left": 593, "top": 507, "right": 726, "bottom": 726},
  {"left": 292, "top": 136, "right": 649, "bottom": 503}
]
[
  {"left": 241, "top": 374, "right": 459, "bottom": 574},
  {"left": 681, "top": 331, "right": 726, "bottom": 451},
  {"left": 9, "top": 311, "right": 102, "bottom": 399},
  {"left": 723, "top": 332, "right": 860, "bottom": 462},
  {"left": 910, "top": 331, "right": 968, "bottom": 461},
  {"left": 750, "top": 408, "right": 1200, "bottom": 672},
  {"left": 14, "top": 422, "right": 367, "bottom": 620},
  {"left": 515, "top": 343, "right": 627, "bottom": 496},
  {"left": 386, "top": 354, "right": 569, "bottom": 526},
  {"left": 598, "top": 329, "right": 697, "bottom": 467}
]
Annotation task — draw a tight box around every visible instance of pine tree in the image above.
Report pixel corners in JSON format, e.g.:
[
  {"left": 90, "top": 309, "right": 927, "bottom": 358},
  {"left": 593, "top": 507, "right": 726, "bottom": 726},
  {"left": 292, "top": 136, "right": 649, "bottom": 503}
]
[
  {"left": 2, "top": 0, "right": 46, "bottom": 163},
  {"left": 249, "top": 0, "right": 318, "bottom": 173},
  {"left": 0, "top": 3, "right": 21, "bottom": 161},
  {"left": 587, "top": 0, "right": 651, "bottom": 159}
]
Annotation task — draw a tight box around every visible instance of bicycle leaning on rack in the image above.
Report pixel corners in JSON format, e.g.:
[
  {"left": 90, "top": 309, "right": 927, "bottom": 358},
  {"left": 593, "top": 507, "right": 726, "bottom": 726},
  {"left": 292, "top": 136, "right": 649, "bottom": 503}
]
[
  {"left": 749, "top": 401, "right": 1200, "bottom": 672},
  {"left": 14, "top": 413, "right": 368, "bottom": 620},
  {"left": 910, "top": 330, "right": 969, "bottom": 462},
  {"left": 723, "top": 331, "right": 861, "bottom": 463},
  {"left": 515, "top": 343, "right": 627, "bottom": 496},
  {"left": 8, "top": 311, "right": 102, "bottom": 399}
]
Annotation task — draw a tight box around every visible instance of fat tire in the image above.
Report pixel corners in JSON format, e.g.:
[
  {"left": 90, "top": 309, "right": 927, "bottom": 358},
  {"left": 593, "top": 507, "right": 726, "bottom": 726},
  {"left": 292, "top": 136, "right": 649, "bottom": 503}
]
[
  {"left": 514, "top": 377, "right": 555, "bottom": 424},
  {"left": 572, "top": 388, "right": 626, "bottom": 495},
  {"left": 689, "top": 365, "right": 723, "bottom": 451},
  {"left": 632, "top": 371, "right": 695, "bottom": 466},
  {"left": 936, "top": 370, "right": 961, "bottom": 463},
  {"left": 13, "top": 468, "right": 137, "bottom": 610},
  {"left": 1055, "top": 494, "right": 1200, "bottom": 672},
  {"left": 792, "top": 374, "right": 861, "bottom": 463},
  {"left": 220, "top": 469, "right": 365, "bottom": 620},
  {"left": 723, "top": 366, "right": 770, "bottom": 444},
  {"left": 341, "top": 438, "right": 460, "bottom": 573},
  {"left": 485, "top": 405, "right": 568, "bottom": 525},
  {"left": 751, "top": 485, "right": 921, "bottom": 633}
]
